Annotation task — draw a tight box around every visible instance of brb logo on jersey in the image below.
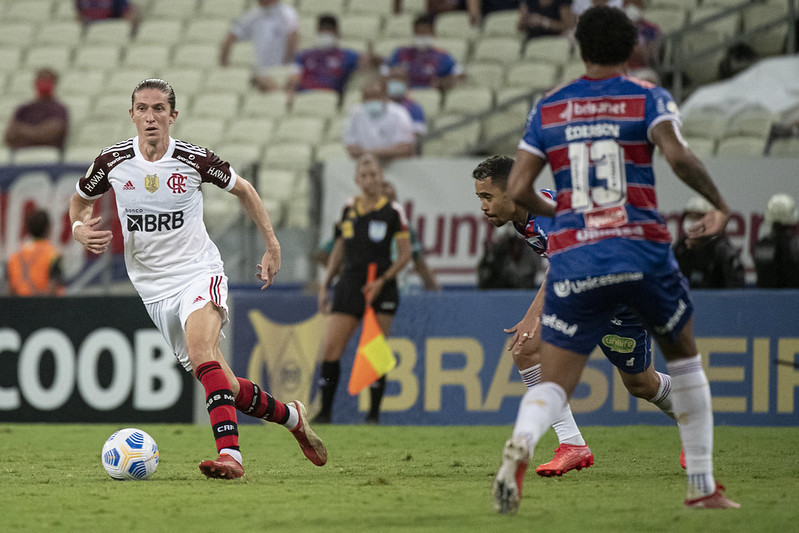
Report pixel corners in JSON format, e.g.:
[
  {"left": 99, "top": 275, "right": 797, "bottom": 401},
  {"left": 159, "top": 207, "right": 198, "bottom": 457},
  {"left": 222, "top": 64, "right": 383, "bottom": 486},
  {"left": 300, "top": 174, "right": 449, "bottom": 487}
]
[
  {"left": 127, "top": 211, "right": 185, "bottom": 232},
  {"left": 167, "top": 173, "right": 188, "bottom": 194}
]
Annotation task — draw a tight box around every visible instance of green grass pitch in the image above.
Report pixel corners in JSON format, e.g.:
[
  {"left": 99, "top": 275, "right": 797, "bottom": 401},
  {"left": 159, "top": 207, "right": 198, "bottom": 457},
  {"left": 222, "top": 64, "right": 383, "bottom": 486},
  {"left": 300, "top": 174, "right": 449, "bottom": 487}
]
[{"left": 1, "top": 424, "right": 797, "bottom": 532}]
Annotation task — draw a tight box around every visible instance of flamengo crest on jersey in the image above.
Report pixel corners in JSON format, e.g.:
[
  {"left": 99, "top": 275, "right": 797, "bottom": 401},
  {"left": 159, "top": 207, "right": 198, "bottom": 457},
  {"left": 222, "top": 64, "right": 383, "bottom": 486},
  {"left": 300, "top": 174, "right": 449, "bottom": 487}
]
[
  {"left": 519, "top": 75, "right": 681, "bottom": 278},
  {"left": 75, "top": 137, "right": 237, "bottom": 303}
]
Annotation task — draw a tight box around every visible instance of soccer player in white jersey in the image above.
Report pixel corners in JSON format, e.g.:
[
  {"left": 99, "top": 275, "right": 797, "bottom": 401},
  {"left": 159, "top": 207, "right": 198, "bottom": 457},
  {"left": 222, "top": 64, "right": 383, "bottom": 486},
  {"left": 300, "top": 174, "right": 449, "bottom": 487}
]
[{"left": 69, "top": 78, "right": 326, "bottom": 479}]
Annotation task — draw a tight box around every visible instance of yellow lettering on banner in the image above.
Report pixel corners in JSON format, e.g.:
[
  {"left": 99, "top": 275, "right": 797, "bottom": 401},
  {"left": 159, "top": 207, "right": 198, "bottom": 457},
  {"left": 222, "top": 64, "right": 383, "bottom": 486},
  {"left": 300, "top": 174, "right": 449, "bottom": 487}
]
[
  {"left": 425, "top": 338, "right": 483, "bottom": 411},
  {"left": 359, "top": 338, "right": 418, "bottom": 412},
  {"left": 482, "top": 340, "right": 525, "bottom": 411},
  {"left": 752, "top": 338, "right": 770, "bottom": 413},
  {"left": 777, "top": 338, "right": 799, "bottom": 413},
  {"left": 569, "top": 362, "right": 609, "bottom": 413},
  {"left": 696, "top": 337, "right": 746, "bottom": 413}
]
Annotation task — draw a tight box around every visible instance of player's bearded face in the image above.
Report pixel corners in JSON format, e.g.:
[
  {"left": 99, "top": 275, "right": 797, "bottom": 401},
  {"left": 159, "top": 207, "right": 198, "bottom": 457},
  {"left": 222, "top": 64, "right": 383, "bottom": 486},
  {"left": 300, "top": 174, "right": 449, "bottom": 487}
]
[{"left": 130, "top": 89, "right": 177, "bottom": 142}]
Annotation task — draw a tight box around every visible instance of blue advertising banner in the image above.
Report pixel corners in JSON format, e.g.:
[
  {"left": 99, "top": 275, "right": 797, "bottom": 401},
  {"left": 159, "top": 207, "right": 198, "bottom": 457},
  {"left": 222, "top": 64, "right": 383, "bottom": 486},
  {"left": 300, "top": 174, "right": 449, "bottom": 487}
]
[{"left": 231, "top": 290, "right": 799, "bottom": 426}]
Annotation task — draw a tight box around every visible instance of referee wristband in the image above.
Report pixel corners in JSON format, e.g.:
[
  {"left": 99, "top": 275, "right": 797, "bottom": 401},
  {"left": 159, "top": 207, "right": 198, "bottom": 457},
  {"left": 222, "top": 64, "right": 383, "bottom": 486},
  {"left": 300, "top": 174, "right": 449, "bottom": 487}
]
[{"left": 71, "top": 220, "right": 84, "bottom": 233}]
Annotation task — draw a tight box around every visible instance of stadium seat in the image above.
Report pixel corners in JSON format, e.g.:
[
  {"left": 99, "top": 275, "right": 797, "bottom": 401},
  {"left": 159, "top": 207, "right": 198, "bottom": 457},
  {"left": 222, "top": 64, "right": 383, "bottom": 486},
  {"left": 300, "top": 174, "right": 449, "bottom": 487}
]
[
  {"left": 743, "top": 3, "right": 789, "bottom": 56},
  {"left": 644, "top": 8, "right": 688, "bottom": 35},
  {"left": 768, "top": 137, "right": 799, "bottom": 157},
  {"left": 202, "top": 67, "right": 253, "bottom": 94},
  {"left": 259, "top": 65, "right": 296, "bottom": 87},
  {"left": 3, "top": 0, "right": 53, "bottom": 23},
  {"left": 214, "top": 142, "right": 263, "bottom": 170},
  {"left": 83, "top": 19, "right": 135, "bottom": 45},
  {"left": 52, "top": 0, "right": 77, "bottom": 20},
  {"left": 297, "top": 15, "right": 318, "bottom": 50},
  {"left": 0, "top": 22, "right": 36, "bottom": 48},
  {"left": 63, "top": 145, "right": 102, "bottom": 164},
  {"left": 58, "top": 70, "right": 107, "bottom": 98},
  {"left": 340, "top": 13, "right": 383, "bottom": 41},
  {"left": 5, "top": 70, "right": 38, "bottom": 98},
  {"left": 60, "top": 95, "right": 92, "bottom": 129},
  {"left": 256, "top": 168, "right": 298, "bottom": 203},
  {"left": 315, "top": 142, "right": 349, "bottom": 162},
  {"left": 89, "top": 93, "right": 133, "bottom": 122},
  {"left": 198, "top": 0, "right": 247, "bottom": 18},
  {"left": 299, "top": 0, "right": 345, "bottom": 16},
  {"left": 291, "top": 90, "right": 340, "bottom": 118},
  {"left": 172, "top": 43, "right": 218, "bottom": 69},
  {"left": 372, "top": 38, "right": 412, "bottom": 61},
  {"left": 400, "top": 0, "right": 426, "bottom": 15},
  {"left": 689, "top": 7, "right": 740, "bottom": 39},
  {"left": 506, "top": 61, "right": 559, "bottom": 92},
  {"left": 338, "top": 38, "right": 370, "bottom": 55},
  {"left": 382, "top": 13, "right": 414, "bottom": 38},
  {"left": 191, "top": 93, "right": 241, "bottom": 120},
  {"left": 134, "top": 20, "right": 186, "bottom": 46},
  {"left": 203, "top": 187, "right": 245, "bottom": 235},
  {"left": 423, "top": 114, "right": 481, "bottom": 156},
  {"left": 0, "top": 98, "right": 19, "bottom": 127},
  {"left": 106, "top": 69, "right": 154, "bottom": 94},
  {"left": 463, "top": 62, "right": 506, "bottom": 90},
  {"left": 11, "top": 146, "right": 62, "bottom": 165},
  {"left": 523, "top": 36, "right": 572, "bottom": 65},
  {"left": 69, "top": 121, "right": 128, "bottom": 149},
  {"left": 32, "top": 21, "right": 82, "bottom": 47},
  {"left": 73, "top": 45, "right": 123, "bottom": 72},
  {"left": 324, "top": 114, "right": 347, "bottom": 142},
  {"left": 434, "top": 11, "right": 476, "bottom": 40},
  {"left": 407, "top": 88, "right": 442, "bottom": 120},
  {"left": 715, "top": 135, "right": 766, "bottom": 156},
  {"left": 347, "top": 0, "right": 392, "bottom": 15},
  {"left": 482, "top": 89, "right": 530, "bottom": 154},
  {"left": 172, "top": 117, "right": 227, "bottom": 148},
  {"left": 228, "top": 41, "right": 255, "bottom": 69},
  {"left": 722, "top": 106, "right": 775, "bottom": 140},
  {"left": 681, "top": 107, "right": 728, "bottom": 140},
  {"left": 677, "top": 30, "right": 726, "bottom": 85},
  {"left": 274, "top": 116, "right": 327, "bottom": 144},
  {"left": 164, "top": 68, "right": 207, "bottom": 99},
  {"left": 683, "top": 136, "right": 716, "bottom": 158},
  {"left": 481, "top": 9, "right": 522, "bottom": 38},
  {"left": 261, "top": 142, "right": 315, "bottom": 172},
  {"left": 559, "top": 60, "right": 586, "bottom": 82},
  {"left": 224, "top": 117, "right": 275, "bottom": 145},
  {"left": 24, "top": 46, "right": 73, "bottom": 71},
  {"left": 241, "top": 90, "right": 290, "bottom": 119},
  {"left": 148, "top": 0, "right": 199, "bottom": 20},
  {"left": 434, "top": 37, "right": 470, "bottom": 64},
  {"left": 284, "top": 194, "right": 311, "bottom": 229},
  {"left": 183, "top": 19, "right": 231, "bottom": 44},
  {"left": 0, "top": 47, "right": 24, "bottom": 76},
  {"left": 649, "top": 0, "right": 697, "bottom": 11},
  {"left": 442, "top": 86, "right": 493, "bottom": 115},
  {"left": 122, "top": 43, "right": 172, "bottom": 71}
]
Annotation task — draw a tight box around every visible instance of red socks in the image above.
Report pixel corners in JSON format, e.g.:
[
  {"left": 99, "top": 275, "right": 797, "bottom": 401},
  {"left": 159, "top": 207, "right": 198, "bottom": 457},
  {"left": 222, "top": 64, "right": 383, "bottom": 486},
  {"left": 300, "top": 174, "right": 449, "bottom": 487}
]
[
  {"left": 235, "top": 377, "right": 289, "bottom": 424},
  {"left": 196, "top": 361, "right": 239, "bottom": 453}
]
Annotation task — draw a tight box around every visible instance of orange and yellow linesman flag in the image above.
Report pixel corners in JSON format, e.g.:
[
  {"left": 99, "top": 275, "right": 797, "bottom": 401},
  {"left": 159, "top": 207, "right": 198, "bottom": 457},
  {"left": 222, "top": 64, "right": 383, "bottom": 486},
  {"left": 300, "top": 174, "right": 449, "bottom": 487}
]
[{"left": 348, "top": 263, "right": 397, "bottom": 395}]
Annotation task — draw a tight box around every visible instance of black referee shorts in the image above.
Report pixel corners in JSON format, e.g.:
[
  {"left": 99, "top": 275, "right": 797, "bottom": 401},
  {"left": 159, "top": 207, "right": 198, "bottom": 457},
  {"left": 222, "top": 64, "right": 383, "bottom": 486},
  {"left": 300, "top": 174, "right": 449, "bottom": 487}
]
[{"left": 331, "top": 274, "right": 399, "bottom": 317}]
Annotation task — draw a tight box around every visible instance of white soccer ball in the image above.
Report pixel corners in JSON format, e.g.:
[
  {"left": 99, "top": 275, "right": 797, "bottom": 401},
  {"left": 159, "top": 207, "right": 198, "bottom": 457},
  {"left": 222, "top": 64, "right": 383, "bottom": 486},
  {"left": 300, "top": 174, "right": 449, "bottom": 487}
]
[{"left": 101, "top": 428, "right": 159, "bottom": 481}]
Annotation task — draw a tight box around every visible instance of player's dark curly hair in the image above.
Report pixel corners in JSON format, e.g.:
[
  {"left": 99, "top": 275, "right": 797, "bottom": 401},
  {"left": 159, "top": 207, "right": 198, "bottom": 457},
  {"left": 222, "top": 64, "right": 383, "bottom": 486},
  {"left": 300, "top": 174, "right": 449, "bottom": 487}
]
[
  {"left": 131, "top": 78, "right": 177, "bottom": 111},
  {"left": 575, "top": 6, "right": 637, "bottom": 67},
  {"left": 472, "top": 155, "right": 514, "bottom": 188}
]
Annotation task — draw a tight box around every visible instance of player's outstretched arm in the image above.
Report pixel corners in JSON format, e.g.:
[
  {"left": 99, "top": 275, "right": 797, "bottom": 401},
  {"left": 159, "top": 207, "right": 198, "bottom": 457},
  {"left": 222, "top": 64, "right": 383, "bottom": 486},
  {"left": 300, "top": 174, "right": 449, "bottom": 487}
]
[
  {"left": 230, "top": 174, "right": 281, "bottom": 289},
  {"left": 69, "top": 193, "right": 113, "bottom": 255},
  {"left": 651, "top": 120, "right": 730, "bottom": 241}
]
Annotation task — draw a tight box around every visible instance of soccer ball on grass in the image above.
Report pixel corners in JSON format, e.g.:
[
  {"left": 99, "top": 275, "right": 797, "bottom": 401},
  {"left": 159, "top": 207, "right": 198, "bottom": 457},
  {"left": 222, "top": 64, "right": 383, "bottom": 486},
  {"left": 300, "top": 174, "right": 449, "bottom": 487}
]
[{"left": 101, "top": 428, "right": 159, "bottom": 480}]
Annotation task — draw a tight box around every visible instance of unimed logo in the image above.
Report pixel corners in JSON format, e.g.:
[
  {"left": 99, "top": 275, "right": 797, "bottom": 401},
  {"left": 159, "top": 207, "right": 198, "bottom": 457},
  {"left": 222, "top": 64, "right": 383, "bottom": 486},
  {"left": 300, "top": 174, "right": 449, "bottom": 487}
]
[{"left": 127, "top": 211, "right": 184, "bottom": 232}]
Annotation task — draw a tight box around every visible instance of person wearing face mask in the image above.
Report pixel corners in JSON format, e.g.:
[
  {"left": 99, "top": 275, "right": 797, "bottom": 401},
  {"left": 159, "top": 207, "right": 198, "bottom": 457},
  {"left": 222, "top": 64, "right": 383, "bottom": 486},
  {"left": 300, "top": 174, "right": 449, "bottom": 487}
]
[
  {"left": 385, "top": 70, "right": 427, "bottom": 140},
  {"left": 4, "top": 68, "right": 69, "bottom": 152},
  {"left": 672, "top": 196, "right": 745, "bottom": 289},
  {"left": 285, "top": 15, "right": 364, "bottom": 104},
  {"left": 220, "top": 0, "right": 299, "bottom": 92},
  {"left": 753, "top": 193, "right": 799, "bottom": 288},
  {"left": 343, "top": 77, "right": 416, "bottom": 163},
  {"left": 380, "top": 14, "right": 463, "bottom": 91}
]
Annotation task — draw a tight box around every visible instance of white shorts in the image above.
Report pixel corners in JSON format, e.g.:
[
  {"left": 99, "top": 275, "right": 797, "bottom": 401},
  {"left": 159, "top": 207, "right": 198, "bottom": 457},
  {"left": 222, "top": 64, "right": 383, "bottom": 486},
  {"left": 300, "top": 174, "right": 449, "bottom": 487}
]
[{"left": 144, "top": 274, "right": 230, "bottom": 372}]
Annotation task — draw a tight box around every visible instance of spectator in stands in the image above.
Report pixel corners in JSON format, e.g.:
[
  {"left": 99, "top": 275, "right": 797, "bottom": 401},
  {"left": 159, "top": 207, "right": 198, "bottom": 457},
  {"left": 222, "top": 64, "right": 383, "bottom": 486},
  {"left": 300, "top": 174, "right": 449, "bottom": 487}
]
[
  {"left": 220, "top": 0, "right": 300, "bottom": 92},
  {"left": 7, "top": 209, "right": 64, "bottom": 297},
  {"left": 624, "top": 0, "right": 662, "bottom": 84},
  {"left": 381, "top": 14, "right": 464, "bottom": 91},
  {"left": 386, "top": 69, "right": 428, "bottom": 141},
  {"left": 753, "top": 193, "right": 799, "bottom": 288},
  {"left": 518, "top": 0, "right": 575, "bottom": 40},
  {"left": 672, "top": 196, "right": 745, "bottom": 289},
  {"left": 343, "top": 77, "right": 416, "bottom": 164},
  {"left": 285, "top": 15, "right": 364, "bottom": 105},
  {"left": 3, "top": 68, "right": 69, "bottom": 152},
  {"left": 468, "top": 0, "right": 521, "bottom": 25},
  {"left": 75, "top": 0, "right": 140, "bottom": 29}
]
